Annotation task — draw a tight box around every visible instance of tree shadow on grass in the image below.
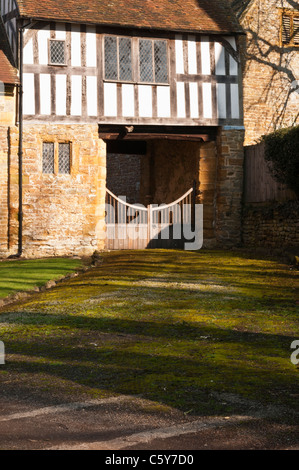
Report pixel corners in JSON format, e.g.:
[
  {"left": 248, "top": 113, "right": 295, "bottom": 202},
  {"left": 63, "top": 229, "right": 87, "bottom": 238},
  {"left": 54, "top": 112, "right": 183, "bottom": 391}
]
[
  {"left": 0, "top": 250, "right": 298, "bottom": 420},
  {"left": 1, "top": 312, "right": 298, "bottom": 419}
]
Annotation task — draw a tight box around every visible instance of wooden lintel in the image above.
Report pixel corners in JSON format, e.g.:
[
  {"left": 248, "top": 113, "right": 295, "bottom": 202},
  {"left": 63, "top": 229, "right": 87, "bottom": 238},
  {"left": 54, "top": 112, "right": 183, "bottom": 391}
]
[
  {"left": 99, "top": 124, "right": 218, "bottom": 142},
  {"left": 99, "top": 133, "right": 212, "bottom": 142}
]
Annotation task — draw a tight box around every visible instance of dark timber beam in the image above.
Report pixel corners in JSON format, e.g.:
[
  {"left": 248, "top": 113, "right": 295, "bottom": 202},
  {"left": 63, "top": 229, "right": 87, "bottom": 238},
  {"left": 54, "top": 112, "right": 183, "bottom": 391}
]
[{"left": 98, "top": 125, "right": 218, "bottom": 142}]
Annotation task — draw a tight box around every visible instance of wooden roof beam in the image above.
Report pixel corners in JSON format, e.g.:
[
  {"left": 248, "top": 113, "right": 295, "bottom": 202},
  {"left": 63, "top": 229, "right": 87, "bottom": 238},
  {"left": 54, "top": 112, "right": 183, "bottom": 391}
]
[{"left": 98, "top": 125, "right": 218, "bottom": 142}]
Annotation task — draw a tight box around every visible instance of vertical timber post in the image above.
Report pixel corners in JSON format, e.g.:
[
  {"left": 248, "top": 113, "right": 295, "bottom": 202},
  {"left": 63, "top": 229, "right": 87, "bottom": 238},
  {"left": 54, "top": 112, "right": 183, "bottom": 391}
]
[
  {"left": 192, "top": 179, "right": 197, "bottom": 232},
  {"left": 147, "top": 204, "right": 152, "bottom": 248}
]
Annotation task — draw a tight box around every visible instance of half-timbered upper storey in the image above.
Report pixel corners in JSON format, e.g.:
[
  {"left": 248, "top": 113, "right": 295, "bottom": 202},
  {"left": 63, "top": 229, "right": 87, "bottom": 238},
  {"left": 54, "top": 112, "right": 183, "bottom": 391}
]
[{"left": 1, "top": 0, "right": 244, "bottom": 126}]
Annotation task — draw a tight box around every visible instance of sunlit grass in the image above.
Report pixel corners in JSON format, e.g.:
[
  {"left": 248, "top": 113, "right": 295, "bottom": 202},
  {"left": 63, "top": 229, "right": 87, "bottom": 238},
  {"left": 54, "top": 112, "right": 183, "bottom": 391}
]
[
  {"left": 0, "top": 249, "right": 298, "bottom": 416},
  {"left": 0, "top": 258, "right": 82, "bottom": 298}
]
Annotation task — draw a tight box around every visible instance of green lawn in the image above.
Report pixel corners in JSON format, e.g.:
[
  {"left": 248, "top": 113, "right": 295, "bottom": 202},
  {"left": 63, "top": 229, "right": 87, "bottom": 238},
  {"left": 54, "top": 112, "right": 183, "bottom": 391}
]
[
  {"left": 0, "top": 258, "right": 82, "bottom": 298},
  {"left": 0, "top": 250, "right": 298, "bottom": 417}
]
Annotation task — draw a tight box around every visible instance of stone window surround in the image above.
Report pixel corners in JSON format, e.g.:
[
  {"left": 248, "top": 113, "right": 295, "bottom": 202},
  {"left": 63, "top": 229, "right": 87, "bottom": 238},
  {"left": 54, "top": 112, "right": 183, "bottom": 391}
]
[
  {"left": 41, "top": 139, "right": 72, "bottom": 176},
  {"left": 280, "top": 9, "right": 299, "bottom": 47}
]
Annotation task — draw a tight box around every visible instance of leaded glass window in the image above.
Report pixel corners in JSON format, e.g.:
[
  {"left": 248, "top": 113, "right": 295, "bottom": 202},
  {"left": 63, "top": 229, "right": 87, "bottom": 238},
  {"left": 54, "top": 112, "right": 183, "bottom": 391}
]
[
  {"left": 104, "top": 36, "right": 132, "bottom": 81},
  {"left": 139, "top": 39, "right": 154, "bottom": 83},
  {"left": 154, "top": 40, "right": 168, "bottom": 83},
  {"left": 42, "top": 143, "right": 54, "bottom": 174},
  {"left": 42, "top": 142, "right": 71, "bottom": 175},
  {"left": 49, "top": 40, "right": 66, "bottom": 65},
  {"left": 119, "top": 38, "right": 132, "bottom": 81},
  {"left": 104, "top": 36, "right": 118, "bottom": 80},
  {"left": 139, "top": 39, "right": 168, "bottom": 84},
  {"left": 104, "top": 36, "right": 169, "bottom": 84},
  {"left": 58, "top": 143, "right": 71, "bottom": 174}
]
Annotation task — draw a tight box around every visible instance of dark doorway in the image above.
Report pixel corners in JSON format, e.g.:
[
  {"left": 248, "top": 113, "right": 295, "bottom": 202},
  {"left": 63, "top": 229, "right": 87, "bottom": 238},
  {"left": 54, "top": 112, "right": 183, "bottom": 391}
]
[{"left": 106, "top": 141, "right": 147, "bottom": 204}]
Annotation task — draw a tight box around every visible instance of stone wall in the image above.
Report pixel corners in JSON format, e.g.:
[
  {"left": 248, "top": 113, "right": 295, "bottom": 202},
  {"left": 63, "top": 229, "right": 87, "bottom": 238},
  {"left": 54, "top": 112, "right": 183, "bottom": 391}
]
[
  {"left": 1, "top": 124, "right": 245, "bottom": 256},
  {"left": 1, "top": 124, "right": 107, "bottom": 258},
  {"left": 238, "top": 0, "right": 299, "bottom": 145},
  {"left": 198, "top": 140, "right": 217, "bottom": 243},
  {"left": 141, "top": 140, "right": 200, "bottom": 205},
  {"left": 106, "top": 153, "right": 141, "bottom": 204},
  {"left": 0, "top": 126, "right": 9, "bottom": 255},
  {"left": 215, "top": 127, "right": 245, "bottom": 246},
  {"left": 242, "top": 201, "right": 299, "bottom": 249},
  {"left": 0, "top": 85, "right": 17, "bottom": 255},
  {"left": 138, "top": 129, "right": 245, "bottom": 247},
  {"left": 0, "top": 85, "right": 16, "bottom": 126}
]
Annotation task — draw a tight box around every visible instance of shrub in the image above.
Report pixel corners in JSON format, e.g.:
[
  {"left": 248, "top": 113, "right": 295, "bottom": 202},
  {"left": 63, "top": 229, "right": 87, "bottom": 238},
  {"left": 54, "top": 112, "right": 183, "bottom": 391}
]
[{"left": 262, "top": 125, "right": 299, "bottom": 198}]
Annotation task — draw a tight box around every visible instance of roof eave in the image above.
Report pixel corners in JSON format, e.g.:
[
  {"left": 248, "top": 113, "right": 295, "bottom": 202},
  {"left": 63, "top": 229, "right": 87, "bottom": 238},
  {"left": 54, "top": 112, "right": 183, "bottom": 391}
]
[
  {"left": 19, "top": 14, "right": 245, "bottom": 36},
  {"left": 1, "top": 77, "right": 20, "bottom": 85}
]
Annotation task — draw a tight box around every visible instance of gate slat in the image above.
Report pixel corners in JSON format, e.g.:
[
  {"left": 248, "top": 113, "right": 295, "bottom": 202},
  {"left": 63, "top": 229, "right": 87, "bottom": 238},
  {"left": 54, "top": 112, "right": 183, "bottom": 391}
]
[{"left": 105, "top": 186, "right": 195, "bottom": 250}]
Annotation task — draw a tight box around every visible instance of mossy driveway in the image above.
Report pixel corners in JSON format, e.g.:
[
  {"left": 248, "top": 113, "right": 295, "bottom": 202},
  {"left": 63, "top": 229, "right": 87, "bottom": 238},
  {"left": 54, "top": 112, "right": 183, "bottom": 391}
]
[{"left": 0, "top": 249, "right": 298, "bottom": 423}]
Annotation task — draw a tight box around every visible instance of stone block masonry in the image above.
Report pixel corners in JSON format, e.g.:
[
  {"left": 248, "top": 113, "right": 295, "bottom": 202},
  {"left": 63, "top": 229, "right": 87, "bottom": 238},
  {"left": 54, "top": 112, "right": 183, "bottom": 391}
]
[
  {"left": 0, "top": 86, "right": 16, "bottom": 126},
  {"left": 243, "top": 201, "right": 299, "bottom": 249},
  {"left": 0, "top": 124, "right": 245, "bottom": 256},
  {"left": 238, "top": 0, "right": 299, "bottom": 145},
  {"left": 0, "top": 126, "right": 9, "bottom": 255},
  {"left": 0, "top": 87, "right": 17, "bottom": 255},
  {"left": 215, "top": 128, "right": 245, "bottom": 247},
  {"left": 107, "top": 153, "right": 141, "bottom": 204},
  {"left": 138, "top": 129, "right": 245, "bottom": 247},
  {"left": 0, "top": 124, "right": 107, "bottom": 258}
]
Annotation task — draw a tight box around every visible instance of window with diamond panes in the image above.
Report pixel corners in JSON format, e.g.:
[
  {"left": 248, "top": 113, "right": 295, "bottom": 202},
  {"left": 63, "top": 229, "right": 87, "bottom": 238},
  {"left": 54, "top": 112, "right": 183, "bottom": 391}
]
[
  {"left": 104, "top": 36, "right": 118, "bottom": 80},
  {"left": 119, "top": 38, "right": 132, "bottom": 81},
  {"left": 139, "top": 39, "right": 154, "bottom": 83},
  {"left": 49, "top": 40, "right": 66, "bottom": 65},
  {"left": 58, "top": 143, "right": 71, "bottom": 174},
  {"left": 154, "top": 40, "right": 168, "bottom": 83},
  {"left": 42, "top": 143, "right": 55, "bottom": 174},
  {"left": 139, "top": 39, "right": 168, "bottom": 84},
  {"left": 104, "top": 36, "right": 132, "bottom": 81}
]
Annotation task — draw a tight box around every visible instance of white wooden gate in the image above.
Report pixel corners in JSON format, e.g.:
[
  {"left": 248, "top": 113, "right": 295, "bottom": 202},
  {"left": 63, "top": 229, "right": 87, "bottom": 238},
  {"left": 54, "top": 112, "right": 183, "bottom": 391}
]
[{"left": 105, "top": 184, "right": 195, "bottom": 250}]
